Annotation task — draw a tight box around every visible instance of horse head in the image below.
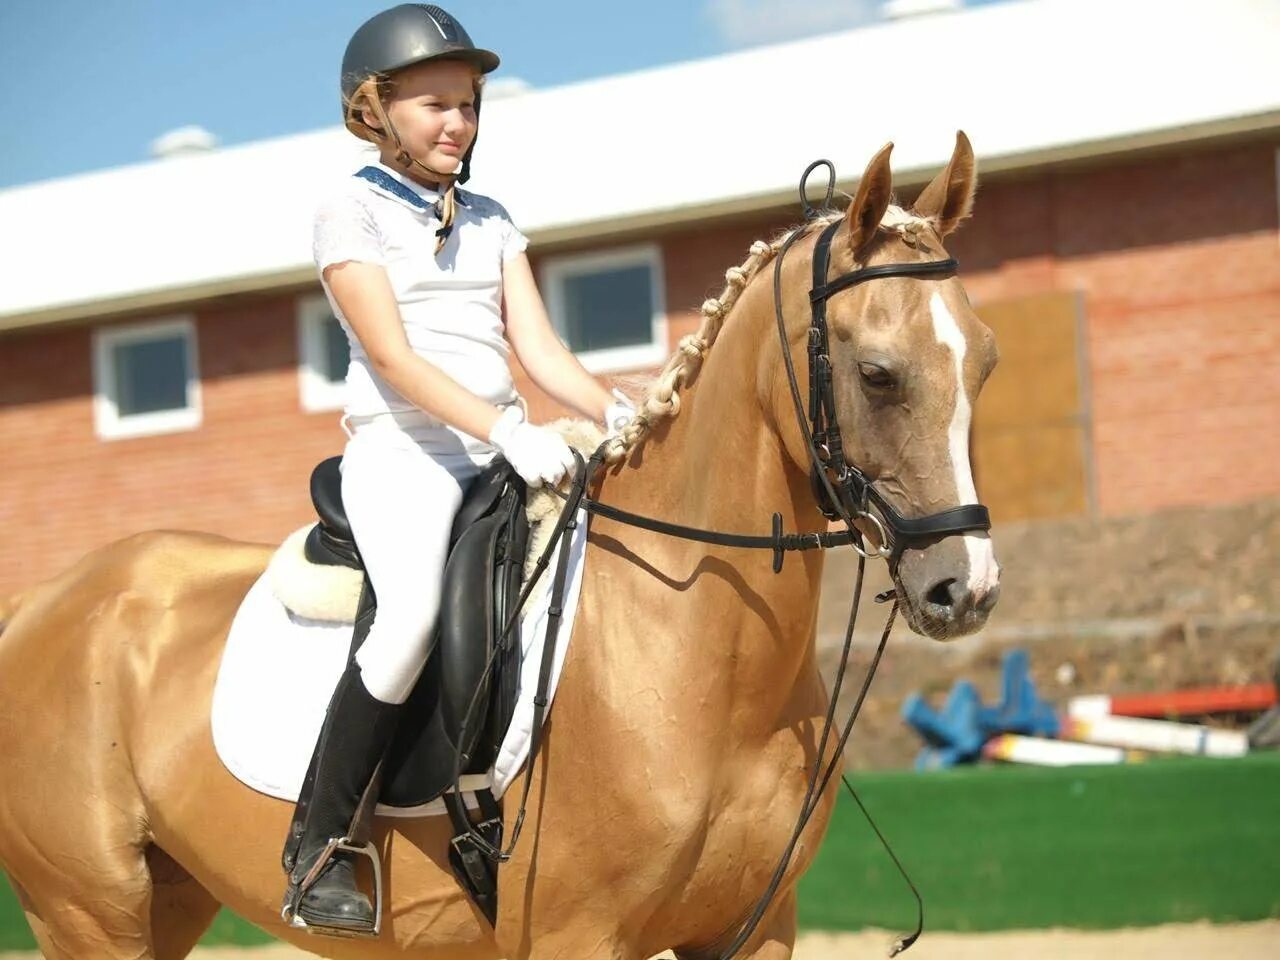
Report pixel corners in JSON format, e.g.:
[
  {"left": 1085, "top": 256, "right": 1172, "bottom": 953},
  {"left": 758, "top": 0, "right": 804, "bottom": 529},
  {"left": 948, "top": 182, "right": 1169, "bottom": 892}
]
[{"left": 770, "top": 132, "right": 1000, "bottom": 640}]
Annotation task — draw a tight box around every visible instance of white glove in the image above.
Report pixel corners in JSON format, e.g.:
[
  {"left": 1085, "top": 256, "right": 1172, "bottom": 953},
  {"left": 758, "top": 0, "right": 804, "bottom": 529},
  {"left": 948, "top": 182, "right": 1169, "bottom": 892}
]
[
  {"left": 488, "top": 406, "right": 577, "bottom": 488},
  {"left": 602, "top": 388, "right": 637, "bottom": 440}
]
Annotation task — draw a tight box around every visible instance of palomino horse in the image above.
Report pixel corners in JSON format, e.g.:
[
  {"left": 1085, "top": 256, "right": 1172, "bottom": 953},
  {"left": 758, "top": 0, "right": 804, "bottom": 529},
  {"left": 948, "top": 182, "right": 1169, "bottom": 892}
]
[{"left": 0, "top": 132, "right": 999, "bottom": 959}]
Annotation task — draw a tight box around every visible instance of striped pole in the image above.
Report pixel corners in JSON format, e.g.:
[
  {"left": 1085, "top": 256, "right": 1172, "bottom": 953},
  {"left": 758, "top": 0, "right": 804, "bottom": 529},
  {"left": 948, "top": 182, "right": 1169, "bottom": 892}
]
[
  {"left": 1068, "top": 684, "right": 1276, "bottom": 720},
  {"left": 1063, "top": 714, "right": 1248, "bottom": 757},
  {"left": 983, "top": 734, "right": 1134, "bottom": 766}
]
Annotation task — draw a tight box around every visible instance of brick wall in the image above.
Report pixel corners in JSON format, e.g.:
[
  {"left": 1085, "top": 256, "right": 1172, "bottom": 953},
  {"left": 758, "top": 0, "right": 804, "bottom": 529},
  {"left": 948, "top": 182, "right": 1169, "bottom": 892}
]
[
  {"left": 955, "top": 140, "right": 1280, "bottom": 516},
  {"left": 1, "top": 139, "right": 1277, "bottom": 596}
]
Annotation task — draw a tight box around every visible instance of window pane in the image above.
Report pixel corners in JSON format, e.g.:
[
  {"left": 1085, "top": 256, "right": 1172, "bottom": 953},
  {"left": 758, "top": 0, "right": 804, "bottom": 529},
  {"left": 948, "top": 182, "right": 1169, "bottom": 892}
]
[
  {"left": 321, "top": 315, "right": 350, "bottom": 384},
  {"left": 113, "top": 335, "right": 189, "bottom": 415},
  {"left": 560, "top": 264, "right": 652, "bottom": 353}
]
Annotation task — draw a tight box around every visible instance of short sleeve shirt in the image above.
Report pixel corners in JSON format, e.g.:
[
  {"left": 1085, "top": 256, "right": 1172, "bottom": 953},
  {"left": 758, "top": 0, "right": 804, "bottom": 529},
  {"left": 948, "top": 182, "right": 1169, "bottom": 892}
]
[{"left": 312, "top": 161, "right": 530, "bottom": 418}]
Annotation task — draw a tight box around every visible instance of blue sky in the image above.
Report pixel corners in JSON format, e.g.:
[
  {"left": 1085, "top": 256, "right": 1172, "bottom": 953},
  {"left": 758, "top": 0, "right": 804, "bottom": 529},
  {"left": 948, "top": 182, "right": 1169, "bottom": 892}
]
[{"left": 0, "top": 0, "right": 1000, "bottom": 190}]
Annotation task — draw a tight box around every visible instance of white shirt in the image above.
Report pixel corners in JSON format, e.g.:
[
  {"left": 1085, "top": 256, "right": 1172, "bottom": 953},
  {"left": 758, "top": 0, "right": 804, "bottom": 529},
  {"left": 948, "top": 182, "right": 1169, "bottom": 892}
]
[{"left": 312, "top": 161, "right": 530, "bottom": 426}]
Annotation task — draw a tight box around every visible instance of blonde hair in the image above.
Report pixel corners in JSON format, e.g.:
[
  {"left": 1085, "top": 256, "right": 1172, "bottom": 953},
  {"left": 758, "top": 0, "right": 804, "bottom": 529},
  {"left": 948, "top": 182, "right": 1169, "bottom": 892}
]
[
  {"left": 602, "top": 223, "right": 812, "bottom": 464},
  {"left": 343, "top": 71, "right": 484, "bottom": 256},
  {"left": 605, "top": 203, "right": 929, "bottom": 466}
]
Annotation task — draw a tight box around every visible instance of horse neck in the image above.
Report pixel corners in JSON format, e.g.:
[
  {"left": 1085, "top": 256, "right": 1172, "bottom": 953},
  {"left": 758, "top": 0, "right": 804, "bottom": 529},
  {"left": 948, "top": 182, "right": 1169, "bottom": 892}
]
[{"left": 598, "top": 283, "right": 830, "bottom": 733}]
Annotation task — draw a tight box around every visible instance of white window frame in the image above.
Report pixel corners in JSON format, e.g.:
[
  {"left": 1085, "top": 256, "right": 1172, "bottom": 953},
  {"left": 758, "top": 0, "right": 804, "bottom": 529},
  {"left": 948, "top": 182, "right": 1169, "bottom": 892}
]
[
  {"left": 92, "top": 316, "right": 201, "bottom": 440},
  {"left": 297, "top": 293, "right": 349, "bottom": 413},
  {"left": 539, "top": 244, "right": 668, "bottom": 374}
]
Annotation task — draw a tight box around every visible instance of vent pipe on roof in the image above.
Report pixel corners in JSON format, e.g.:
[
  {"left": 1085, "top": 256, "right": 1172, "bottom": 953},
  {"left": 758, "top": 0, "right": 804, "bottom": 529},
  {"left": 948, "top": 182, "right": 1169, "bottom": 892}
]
[
  {"left": 882, "top": 0, "right": 962, "bottom": 19},
  {"left": 150, "top": 125, "right": 219, "bottom": 159},
  {"left": 483, "top": 76, "right": 531, "bottom": 100}
]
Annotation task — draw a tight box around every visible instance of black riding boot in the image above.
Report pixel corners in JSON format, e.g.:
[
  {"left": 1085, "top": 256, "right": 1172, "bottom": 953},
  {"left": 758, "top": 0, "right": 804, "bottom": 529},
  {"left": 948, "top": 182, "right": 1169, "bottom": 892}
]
[{"left": 280, "top": 662, "right": 402, "bottom": 934}]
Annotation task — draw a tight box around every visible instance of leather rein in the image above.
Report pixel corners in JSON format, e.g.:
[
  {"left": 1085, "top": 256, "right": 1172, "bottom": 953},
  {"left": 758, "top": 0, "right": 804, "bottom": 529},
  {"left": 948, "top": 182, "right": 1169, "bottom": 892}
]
[{"left": 449, "top": 160, "right": 993, "bottom": 957}]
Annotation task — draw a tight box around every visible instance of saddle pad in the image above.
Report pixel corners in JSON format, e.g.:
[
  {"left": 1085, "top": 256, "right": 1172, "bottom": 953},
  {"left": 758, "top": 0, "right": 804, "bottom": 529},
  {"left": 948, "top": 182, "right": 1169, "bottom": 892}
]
[{"left": 210, "top": 505, "right": 589, "bottom": 818}]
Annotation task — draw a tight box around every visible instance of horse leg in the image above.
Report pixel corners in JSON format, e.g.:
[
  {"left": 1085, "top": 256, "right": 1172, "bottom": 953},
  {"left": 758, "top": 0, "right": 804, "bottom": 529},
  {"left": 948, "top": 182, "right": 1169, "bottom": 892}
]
[
  {"left": 11, "top": 846, "right": 219, "bottom": 960},
  {"left": 2, "top": 823, "right": 206, "bottom": 959},
  {"left": 10, "top": 842, "right": 156, "bottom": 960},
  {"left": 509, "top": 927, "right": 637, "bottom": 960},
  {"left": 674, "top": 891, "right": 798, "bottom": 960},
  {"left": 145, "top": 845, "right": 222, "bottom": 960}
]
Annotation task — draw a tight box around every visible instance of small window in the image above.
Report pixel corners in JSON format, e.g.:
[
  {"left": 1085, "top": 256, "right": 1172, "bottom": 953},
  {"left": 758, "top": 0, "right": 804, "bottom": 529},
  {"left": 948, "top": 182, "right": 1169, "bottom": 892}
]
[
  {"left": 92, "top": 317, "right": 201, "bottom": 440},
  {"left": 540, "top": 245, "right": 667, "bottom": 373},
  {"left": 298, "top": 294, "right": 350, "bottom": 412}
]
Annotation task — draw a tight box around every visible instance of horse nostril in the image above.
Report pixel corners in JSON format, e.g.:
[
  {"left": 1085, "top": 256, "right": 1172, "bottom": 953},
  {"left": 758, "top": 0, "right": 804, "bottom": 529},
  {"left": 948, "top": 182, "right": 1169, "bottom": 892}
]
[
  {"left": 925, "top": 578, "right": 958, "bottom": 609},
  {"left": 976, "top": 582, "right": 1001, "bottom": 613}
]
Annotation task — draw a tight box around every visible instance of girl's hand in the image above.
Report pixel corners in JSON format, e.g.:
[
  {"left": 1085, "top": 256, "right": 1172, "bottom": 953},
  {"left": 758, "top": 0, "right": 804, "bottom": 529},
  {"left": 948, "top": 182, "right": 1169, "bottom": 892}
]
[
  {"left": 488, "top": 407, "right": 577, "bottom": 488},
  {"left": 603, "top": 388, "right": 637, "bottom": 440}
]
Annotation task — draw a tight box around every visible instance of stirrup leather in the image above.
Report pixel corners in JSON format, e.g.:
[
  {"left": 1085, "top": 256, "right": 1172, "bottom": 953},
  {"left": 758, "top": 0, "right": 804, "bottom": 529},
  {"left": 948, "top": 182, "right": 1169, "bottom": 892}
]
[{"left": 280, "top": 834, "right": 385, "bottom": 939}]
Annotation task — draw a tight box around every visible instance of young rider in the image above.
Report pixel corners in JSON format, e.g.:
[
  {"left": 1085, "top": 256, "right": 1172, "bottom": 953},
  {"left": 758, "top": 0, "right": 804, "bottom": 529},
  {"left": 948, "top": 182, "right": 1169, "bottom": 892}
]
[{"left": 282, "top": 3, "right": 634, "bottom": 933}]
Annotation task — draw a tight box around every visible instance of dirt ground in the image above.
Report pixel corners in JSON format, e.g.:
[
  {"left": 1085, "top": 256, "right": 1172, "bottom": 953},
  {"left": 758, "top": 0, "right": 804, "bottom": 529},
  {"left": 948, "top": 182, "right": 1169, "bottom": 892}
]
[
  {"left": 814, "top": 497, "right": 1280, "bottom": 769},
  {"left": 19, "top": 920, "right": 1265, "bottom": 959}
]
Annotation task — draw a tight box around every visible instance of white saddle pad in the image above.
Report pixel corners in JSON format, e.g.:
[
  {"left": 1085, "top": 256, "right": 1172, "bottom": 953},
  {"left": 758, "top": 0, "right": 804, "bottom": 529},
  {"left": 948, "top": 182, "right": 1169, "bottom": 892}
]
[{"left": 210, "top": 506, "right": 588, "bottom": 818}]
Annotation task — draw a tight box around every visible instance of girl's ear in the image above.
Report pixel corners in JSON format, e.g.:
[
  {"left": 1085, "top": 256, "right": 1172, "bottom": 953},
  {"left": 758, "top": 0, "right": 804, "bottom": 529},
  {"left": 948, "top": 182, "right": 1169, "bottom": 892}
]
[{"left": 359, "top": 100, "right": 384, "bottom": 132}]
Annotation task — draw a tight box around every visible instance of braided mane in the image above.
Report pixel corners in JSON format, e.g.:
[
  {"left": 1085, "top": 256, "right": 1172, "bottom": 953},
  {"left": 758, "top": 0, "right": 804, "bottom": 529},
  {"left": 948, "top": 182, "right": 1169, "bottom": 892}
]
[{"left": 604, "top": 204, "right": 930, "bottom": 464}]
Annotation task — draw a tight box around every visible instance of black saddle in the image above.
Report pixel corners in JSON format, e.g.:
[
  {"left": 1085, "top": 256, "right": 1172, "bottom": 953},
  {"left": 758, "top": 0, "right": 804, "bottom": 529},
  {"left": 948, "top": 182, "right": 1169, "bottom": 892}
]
[{"left": 303, "top": 454, "right": 529, "bottom": 807}]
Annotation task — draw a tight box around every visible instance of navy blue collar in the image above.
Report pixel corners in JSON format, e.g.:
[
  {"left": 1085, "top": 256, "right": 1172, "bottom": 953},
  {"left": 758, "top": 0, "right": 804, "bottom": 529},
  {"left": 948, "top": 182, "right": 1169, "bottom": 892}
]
[{"left": 354, "top": 165, "right": 469, "bottom": 213}]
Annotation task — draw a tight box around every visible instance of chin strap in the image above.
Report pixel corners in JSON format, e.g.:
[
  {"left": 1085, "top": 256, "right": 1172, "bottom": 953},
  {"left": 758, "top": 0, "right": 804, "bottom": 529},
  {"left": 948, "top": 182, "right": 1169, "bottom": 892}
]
[{"left": 358, "top": 86, "right": 467, "bottom": 251}]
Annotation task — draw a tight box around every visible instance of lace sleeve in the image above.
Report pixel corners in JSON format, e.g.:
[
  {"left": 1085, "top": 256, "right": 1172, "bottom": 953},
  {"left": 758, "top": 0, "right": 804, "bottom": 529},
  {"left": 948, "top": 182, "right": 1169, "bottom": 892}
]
[
  {"left": 313, "top": 191, "right": 384, "bottom": 272},
  {"left": 487, "top": 198, "right": 529, "bottom": 263},
  {"left": 502, "top": 218, "right": 530, "bottom": 263}
]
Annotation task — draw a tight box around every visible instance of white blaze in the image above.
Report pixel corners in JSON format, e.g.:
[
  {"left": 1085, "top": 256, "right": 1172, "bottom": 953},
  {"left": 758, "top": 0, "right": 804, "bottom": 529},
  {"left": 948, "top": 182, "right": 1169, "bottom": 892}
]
[{"left": 929, "top": 292, "right": 999, "bottom": 595}]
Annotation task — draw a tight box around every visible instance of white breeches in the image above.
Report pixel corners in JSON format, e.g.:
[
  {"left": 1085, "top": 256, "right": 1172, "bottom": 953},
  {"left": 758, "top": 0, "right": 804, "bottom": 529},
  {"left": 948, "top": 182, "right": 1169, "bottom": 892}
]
[{"left": 339, "top": 415, "right": 493, "bottom": 704}]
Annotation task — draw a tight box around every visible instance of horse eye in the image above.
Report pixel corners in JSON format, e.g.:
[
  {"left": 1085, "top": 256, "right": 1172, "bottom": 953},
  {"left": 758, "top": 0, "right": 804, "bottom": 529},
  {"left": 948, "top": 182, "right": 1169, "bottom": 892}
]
[{"left": 858, "top": 362, "right": 895, "bottom": 389}]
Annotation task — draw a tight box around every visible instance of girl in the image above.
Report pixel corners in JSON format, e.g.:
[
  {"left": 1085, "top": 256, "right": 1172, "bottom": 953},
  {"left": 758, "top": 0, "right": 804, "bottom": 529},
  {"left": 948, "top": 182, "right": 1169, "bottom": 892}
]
[{"left": 281, "top": 3, "right": 634, "bottom": 934}]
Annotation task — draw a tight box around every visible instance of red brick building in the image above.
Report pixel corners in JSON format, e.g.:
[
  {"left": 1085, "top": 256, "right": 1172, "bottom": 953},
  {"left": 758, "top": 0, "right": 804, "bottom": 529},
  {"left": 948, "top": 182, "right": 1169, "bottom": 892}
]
[{"left": 2, "top": 0, "right": 1278, "bottom": 596}]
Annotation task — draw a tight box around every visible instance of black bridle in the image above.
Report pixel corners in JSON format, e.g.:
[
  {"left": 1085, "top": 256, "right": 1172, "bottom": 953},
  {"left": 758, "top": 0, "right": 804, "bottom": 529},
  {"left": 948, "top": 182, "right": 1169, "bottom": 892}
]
[
  {"left": 798, "top": 161, "right": 991, "bottom": 564},
  {"left": 448, "top": 159, "right": 994, "bottom": 957}
]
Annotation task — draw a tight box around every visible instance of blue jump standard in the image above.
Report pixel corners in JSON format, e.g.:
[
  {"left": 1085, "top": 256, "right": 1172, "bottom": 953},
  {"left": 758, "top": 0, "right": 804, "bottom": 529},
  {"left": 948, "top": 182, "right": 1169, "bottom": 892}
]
[{"left": 901, "top": 648, "right": 1060, "bottom": 770}]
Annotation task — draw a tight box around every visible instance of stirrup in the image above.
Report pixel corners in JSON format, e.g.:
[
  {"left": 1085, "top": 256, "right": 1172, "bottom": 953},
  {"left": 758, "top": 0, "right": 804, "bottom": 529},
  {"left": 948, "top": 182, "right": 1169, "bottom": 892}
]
[{"left": 280, "top": 834, "right": 385, "bottom": 938}]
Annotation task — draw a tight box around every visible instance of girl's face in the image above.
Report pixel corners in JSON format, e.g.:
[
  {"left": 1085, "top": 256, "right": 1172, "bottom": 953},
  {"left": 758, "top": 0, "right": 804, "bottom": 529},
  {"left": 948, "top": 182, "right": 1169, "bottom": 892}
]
[{"left": 371, "top": 59, "right": 480, "bottom": 182}]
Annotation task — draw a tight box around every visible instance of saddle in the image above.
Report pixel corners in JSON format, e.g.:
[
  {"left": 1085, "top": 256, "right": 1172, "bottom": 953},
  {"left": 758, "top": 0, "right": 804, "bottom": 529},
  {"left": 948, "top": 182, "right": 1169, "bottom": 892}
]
[{"left": 302, "top": 454, "right": 529, "bottom": 808}]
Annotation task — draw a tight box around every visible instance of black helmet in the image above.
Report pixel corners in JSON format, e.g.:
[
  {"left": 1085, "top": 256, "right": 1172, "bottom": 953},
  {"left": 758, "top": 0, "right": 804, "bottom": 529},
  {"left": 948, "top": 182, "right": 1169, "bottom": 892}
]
[
  {"left": 341, "top": 4, "right": 500, "bottom": 104},
  {"left": 341, "top": 4, "right": 500, "bottom": 185}
]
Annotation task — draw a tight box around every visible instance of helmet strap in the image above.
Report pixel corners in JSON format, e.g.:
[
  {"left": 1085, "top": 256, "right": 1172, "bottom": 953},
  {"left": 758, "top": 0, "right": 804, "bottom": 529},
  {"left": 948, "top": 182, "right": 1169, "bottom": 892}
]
[
  {"left": 363, "top": 88, "right": 463, "bottom": 186},
  {"left": 354, "top": 77, "right": 472, "bottom": 253}
]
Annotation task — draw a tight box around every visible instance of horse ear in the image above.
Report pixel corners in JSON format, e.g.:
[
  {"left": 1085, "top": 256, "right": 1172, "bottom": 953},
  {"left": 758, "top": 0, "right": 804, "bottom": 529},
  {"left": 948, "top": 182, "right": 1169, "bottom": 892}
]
[
  {"left": 843, "top": 142, "right": 894, "bottom": 259},
  {"left": 912, "top": 130, "right": 977, "bottom": 237}
]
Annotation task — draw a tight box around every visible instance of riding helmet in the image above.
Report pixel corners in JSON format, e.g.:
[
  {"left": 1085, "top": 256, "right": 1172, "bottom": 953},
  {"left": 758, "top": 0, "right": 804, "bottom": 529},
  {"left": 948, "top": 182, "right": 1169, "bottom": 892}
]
[
  {"left": 341, "top": 4, "right": 500, "bottom": 105},
  {"left": 340, "top": 5, "right": 500, "bottom": 185}
]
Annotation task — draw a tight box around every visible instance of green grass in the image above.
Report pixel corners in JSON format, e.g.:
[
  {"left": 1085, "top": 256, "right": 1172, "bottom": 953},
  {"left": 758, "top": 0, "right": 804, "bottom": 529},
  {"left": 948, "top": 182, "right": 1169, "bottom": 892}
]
[
  {"left": 2, "top": 754, "right": 1278, "bottom": 948},
  {"left": 797, "top": 752, "right": 1280, "bottom": 931}
]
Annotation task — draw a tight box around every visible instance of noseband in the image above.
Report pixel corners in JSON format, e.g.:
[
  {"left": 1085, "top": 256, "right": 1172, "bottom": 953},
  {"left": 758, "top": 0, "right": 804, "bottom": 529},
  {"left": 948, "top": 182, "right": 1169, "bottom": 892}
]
[{"left": 787, "top": 160, "right": 991, "bottom": 564}]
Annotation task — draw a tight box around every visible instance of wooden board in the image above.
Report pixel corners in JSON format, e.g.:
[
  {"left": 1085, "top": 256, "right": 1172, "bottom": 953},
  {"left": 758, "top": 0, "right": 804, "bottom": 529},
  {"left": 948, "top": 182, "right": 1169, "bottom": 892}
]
[{"left": 972, "top": 291, "right": 1090, "bottom": 521}]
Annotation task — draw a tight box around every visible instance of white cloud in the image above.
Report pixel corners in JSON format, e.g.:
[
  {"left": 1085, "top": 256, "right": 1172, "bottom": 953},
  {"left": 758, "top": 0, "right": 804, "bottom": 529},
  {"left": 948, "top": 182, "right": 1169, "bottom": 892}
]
[{"left": 704, "top": 0, "right": 885, "bottom": 49}]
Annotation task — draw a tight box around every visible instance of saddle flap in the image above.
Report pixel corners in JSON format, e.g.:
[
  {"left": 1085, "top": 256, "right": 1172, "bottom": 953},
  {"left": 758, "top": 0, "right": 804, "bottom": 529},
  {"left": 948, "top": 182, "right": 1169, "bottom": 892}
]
[
  {"left": 379, "top": 462, "right": 528, "bottom": 807},
  {"left": 450, "top": 456, "right": 519, "bottom": 541}
]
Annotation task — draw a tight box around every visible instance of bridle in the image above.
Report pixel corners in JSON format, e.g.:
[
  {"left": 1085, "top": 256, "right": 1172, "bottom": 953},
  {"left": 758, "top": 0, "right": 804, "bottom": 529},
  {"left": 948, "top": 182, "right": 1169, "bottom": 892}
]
[
  {"left": 794, "top": 160, "right": 991, "bottom": 566},
  {"left": 448, "top": 159, "right": 993, "bottom": 957}
]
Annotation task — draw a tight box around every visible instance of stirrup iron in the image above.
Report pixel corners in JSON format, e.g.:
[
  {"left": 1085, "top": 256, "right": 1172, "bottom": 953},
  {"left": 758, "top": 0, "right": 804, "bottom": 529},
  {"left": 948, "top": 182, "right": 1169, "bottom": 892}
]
[{"left": 280, "top": 834, "right": 385, "bottom": 939}]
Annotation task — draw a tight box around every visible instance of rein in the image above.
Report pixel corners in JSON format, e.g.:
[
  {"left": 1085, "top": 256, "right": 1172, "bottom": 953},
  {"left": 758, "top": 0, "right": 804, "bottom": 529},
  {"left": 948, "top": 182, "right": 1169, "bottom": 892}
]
[{"left": 447, "top": 160, "right": 994, "bottom": 957}]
